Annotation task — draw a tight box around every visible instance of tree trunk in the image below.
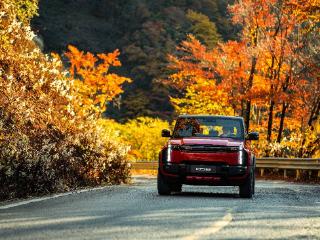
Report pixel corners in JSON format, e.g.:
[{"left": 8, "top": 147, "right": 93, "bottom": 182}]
[
  {"left": 307, "top": 96, "right": 320, "bottom": 128},
  {"left": 299, "top": 97, "right": 320, "bottom": 157},
  {"left": 277, "top": 102, "right": 288, "bottom": 143},
  {"left": 277, "top": 72, "right": 291, "bottom": 143},
  {"left": 245, "top": 100, "right": 251, "bottom": 133},
  {"left": 244, "top": 57, "right": 257, "bottom": 133},
  {"left": 257, "top": 107, "right": 261, "bottom": 125},
  {"left": 241, "top": 99, "right": 245, "bottom": 117},
  {"left": 267, "top": 100, "right": 275, "bottom": 142}
]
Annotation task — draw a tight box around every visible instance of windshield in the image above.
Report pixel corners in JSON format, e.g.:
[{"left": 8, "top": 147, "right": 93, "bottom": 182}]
[{"left": 172, "top": 116, "right": 244, "bottom": 140}]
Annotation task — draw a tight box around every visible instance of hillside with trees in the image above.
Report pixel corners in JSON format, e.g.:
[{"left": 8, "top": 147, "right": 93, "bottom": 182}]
[{"left": 31, "top": 0, "right": 236, "bottom": 120}]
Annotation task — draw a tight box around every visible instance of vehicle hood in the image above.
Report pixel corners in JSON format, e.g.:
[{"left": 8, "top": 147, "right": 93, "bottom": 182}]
[{"left": 169, "top": 137, "right": 243, "bottom": 147}]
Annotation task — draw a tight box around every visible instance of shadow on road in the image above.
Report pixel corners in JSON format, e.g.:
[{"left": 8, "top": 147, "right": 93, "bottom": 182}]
[
  {"left": 170, "top": 191, "right": 239, "bottom": 199},
  {"left": 1, "top": 181, "right": 319, "bottom": 240}
]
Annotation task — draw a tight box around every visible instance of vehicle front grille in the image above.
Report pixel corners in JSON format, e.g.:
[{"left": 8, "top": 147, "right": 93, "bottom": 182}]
[
  {"left": 181, "top": 160, "right": 226, "bottom": 165},
  {"left": 180, "top": 145, "right": 239, "bottom": 153}
]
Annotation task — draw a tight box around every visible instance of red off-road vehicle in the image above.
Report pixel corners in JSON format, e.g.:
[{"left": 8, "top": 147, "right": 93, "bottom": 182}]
[{"left": 158, "top": 115, "right": 259, "bottom": 198}]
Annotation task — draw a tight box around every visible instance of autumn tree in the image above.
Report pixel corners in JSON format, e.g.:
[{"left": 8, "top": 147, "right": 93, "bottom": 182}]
[
  {"left": 227, "top": 0, "right": 267, "bottom": 132},
  {"left": 285, "top": 0, "right": 320, "bottom": 31},
  {"left": 167, "top": 35, "right": 233, "bottom": 115},
  {"left": 167, "top": 0, "right": 319, "bottom": 157},
  {"left": 225, "top": 0, "right": 318, "bottom": 144},
  {"left": 65, "top": 45, "right": 131, "bottom": 117}
]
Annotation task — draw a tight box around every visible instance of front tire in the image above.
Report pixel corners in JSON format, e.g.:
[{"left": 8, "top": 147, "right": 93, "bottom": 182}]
[
  {"left": 157, "top": 173, "right": 171, "bottom": 195},
  {"left": 239, "top": 169, "right": 254, "bottom": 198},
  {"left": 252, "top": 171, "right": 255, "bottom": 195},
  {"left": 171, "top": 183, "right": 182, "bottom": 193}
]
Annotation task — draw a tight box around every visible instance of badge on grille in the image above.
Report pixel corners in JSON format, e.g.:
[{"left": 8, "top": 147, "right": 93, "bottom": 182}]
[
  {"left": 191, "top": 166, "right": 216, "bottom": 173},
  {"left": 195, "top": 167, "right": 211, "bottom": 172}
]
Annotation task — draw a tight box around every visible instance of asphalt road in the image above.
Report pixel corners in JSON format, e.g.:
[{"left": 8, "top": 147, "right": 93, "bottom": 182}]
[{"left": 0, "top": 176, "right": 319, "bottom": 240}]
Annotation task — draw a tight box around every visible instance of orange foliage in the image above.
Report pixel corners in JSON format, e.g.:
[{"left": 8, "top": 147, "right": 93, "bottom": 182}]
[
  {"left": 166, "top": 0, "right": 319, "bottom": 157},
  {"left": 286, "top": 0, "right": 320, "bottom": 30},
  {"left": 65, "top": 45, "right": 131, "bottom": 117},
  {"left": 167, "top": 35, "right": 216, "bottom": 90}
]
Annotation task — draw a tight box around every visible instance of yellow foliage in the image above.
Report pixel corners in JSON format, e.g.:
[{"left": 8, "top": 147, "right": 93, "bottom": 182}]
[
  {"left": 98, "top": 117, "right": 170, "bottom": 161},
  {"left": 171, "top": 79, "right": 234, "bottom": 116},
  {"left": 12, "top": 0, "right": 38, "bottom": 24},
  {"left": 0, "top": 0, "right": 130, "bottom": 200}
]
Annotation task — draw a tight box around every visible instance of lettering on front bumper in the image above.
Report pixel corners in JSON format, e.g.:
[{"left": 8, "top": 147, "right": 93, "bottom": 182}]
[
  {"left": 191, "top": 165, "right": 217, "bottom": 173},
  {"left": 195, "top": 167, "right": 212, "bottom": 172}
]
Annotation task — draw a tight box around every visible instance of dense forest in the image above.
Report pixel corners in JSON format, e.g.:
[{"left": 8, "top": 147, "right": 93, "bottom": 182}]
[{"left": 31, "top": 0, "right": 236, "bottom": 120}]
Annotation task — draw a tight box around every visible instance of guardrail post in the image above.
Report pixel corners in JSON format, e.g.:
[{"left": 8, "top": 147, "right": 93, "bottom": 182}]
[
  {"left": 284, "top": 169, "right": 287, "bottom": 179},
  {"left": 260, "top": 168, "right": 264, "bottom": 177},
  {"left": 296, "top": 170, "right": 301, "bottom": 180},
  {"left": 318, "top": 170, "right": 320, "bottom": 178}
]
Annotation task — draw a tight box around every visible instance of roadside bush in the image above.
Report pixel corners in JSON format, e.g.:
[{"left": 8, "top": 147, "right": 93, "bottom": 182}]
[
  {"left": 0, "top": 1, "right": 130, "bottom": 200},
  {"left": 99, "top": 117, "right": 170, "bottom": 161},
  {"left": 252, "top": 122, "right": 320, "bottom": 158}
]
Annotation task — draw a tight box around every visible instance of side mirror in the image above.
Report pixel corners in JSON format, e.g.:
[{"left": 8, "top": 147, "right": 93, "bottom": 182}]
[
  {"left": 161, "top": 129, "right": 171, "bottom": 137},
  {"left": 246, "top": 132, "right": 259, "bottom": 140}
]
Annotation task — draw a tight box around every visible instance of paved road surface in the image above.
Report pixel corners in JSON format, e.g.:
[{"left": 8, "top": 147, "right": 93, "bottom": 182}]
[{"left": 0, "top": 176, "right": 319, "bottom": 239}]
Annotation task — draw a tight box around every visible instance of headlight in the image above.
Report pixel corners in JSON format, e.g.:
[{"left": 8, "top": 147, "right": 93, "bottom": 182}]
[
  {"left": 161, "top": 145, "right": 178, "bottom": 163},
  {"left": 167, "top": 144, "right": 172, "bottom": 162},
  {"left": 238, "top": 145, "right": 243, "bottom": 165}
]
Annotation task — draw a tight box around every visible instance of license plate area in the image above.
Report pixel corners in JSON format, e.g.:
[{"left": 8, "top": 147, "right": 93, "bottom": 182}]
[{"left": 190, "top": 165, "right": 216, "bottom": 174}]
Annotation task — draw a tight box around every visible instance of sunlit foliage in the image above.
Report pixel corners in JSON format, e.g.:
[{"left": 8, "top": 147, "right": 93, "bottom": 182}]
[
  {"left": 170, "top": 79, "right": 234, "bottom": 116},
  {"left": 12, "top": 0, "right": 38, "bottom": 24},
  {"left": 65, "top": 45, "right": 131, "bottom": 117},
  {"left": 99, "top": 117, "right": 170, "bottom": 161},
  {"left": 0, "top": 0, "right": 130, "bottom": 200}
]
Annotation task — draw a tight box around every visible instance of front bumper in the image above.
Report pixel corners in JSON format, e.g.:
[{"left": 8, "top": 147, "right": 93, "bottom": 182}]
[
  {"left": 160, "top": 163, "right": 250, "bottom": 186},
  {"left": 162, "top": 163, "right": 247, "bottom": 176}
]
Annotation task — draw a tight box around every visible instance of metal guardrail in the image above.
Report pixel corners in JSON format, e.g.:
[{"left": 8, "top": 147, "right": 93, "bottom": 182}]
[
  {"left": 131, "top": 161, "right": 158, "bottom": 170},
  {"left": 130, "top": 158, "right": 320, "bottom": 179}
]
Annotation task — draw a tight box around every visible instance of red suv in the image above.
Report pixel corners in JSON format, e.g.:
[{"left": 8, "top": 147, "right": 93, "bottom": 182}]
[{"left": 158, "top": 115, "right": 259, "bottom": 198}]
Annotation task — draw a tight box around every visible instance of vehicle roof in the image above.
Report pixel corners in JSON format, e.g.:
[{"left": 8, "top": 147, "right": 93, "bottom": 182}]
[{"left": 178, "top": 114, "right": 244, "bottom": 120}]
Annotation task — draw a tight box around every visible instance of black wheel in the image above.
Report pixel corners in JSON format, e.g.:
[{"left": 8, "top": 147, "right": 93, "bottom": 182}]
[
  {"left": 239, "top": 169, "right": 254, "bottom": 198},
  {"left": 171, "top": 183, "right": 182, "bottom": 193},
  {"left": 157, "top": 173, "right": 171, "bottom": 195},
  {"left": 252, "top": 171, "right": 255, "bottom": 195}
]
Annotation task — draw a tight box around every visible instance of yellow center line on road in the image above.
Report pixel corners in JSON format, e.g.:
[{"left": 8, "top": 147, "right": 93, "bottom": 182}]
[{"left": 182, "top": 210, "right": 233, "bottom": 240}]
